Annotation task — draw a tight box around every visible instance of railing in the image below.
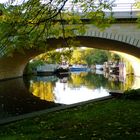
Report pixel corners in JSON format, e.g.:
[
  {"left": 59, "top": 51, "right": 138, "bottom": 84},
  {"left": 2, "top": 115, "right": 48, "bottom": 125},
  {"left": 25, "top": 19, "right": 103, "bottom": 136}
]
[
  {"left": 64, "top": 2, "right": 140, "bottom": 19},
  {"left": 111, "top": 3, "right": 139, "bottom": 12},
  {"left": 110, "top": 3, "right": 140, "bottom": 19},
  {"left": 64, "top": 2, "right": 140, "bottom": 12}
]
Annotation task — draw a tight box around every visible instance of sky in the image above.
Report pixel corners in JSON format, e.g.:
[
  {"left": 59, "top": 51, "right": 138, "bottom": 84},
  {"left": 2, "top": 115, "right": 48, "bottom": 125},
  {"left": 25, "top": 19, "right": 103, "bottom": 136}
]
[
  {"left": 0, "top": 0, "right": 136, "bottom": 11},
  {"left": 115, "top": 0, "right": 135, "bottom": 3},
  {"left": 0, "top": 0, "right": 136, "bottom": 4}
]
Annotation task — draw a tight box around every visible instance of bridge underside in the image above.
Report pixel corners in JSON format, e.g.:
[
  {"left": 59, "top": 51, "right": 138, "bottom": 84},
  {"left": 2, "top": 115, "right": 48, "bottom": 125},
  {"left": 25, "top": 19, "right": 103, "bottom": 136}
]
[{"left": 0, "top": 36, "right": 140, "bottom": 80}]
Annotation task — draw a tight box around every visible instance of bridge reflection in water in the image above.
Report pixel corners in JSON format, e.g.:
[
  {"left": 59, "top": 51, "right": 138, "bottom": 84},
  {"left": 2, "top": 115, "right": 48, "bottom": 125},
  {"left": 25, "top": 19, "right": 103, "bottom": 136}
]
[{"left": 29, "top": 71, "right": 138, "bottom": 105}]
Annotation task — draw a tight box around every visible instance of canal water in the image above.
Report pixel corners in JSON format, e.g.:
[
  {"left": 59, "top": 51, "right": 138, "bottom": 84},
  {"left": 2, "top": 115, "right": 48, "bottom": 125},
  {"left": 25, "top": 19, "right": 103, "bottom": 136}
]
[{"left": 0, "top": 70, "right": 139, "bottom": 120}]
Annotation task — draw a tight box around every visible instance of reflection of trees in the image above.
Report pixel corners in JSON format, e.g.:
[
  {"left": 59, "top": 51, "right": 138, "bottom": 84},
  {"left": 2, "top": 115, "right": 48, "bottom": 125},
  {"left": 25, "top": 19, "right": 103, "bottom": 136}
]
[
  {"left": 68, "top": 72, "right": 88, "bottom": 88},
  {"left": 68, "top": 72, "right": 134, "bottom": 91},
  {"left": 107, "top": 80, "right": 122, "bottom": 90},
  {"left": 0, "top": 78, "right": 58, "bottom": 117},
  {"left": 106, "top": 75, "right": 134, "bottom": 91},
  {"left": 123, "top": 75, "right": 134, "bottom": 90},
  {"left": 29, "top": 72, "right": 134, "bottom": 102},
  {"left": 85, "top": 72, "right": 108, "bottom": 88},
  {"left": 68, "top": 72, "right": 108, "bottom": 89},
  {"left": 30, "top": 81, "right": 55, "bottom": 102}
]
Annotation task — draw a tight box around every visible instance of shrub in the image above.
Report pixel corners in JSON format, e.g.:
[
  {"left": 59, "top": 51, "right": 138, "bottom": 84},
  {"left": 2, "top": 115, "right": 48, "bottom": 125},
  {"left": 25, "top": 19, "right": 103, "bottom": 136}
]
[{"left": 122, "top": 89, "right": 140, "bottom": 100}]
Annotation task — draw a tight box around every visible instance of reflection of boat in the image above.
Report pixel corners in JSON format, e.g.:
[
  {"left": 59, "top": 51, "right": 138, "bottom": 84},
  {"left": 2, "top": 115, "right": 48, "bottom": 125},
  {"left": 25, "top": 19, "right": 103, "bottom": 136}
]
[
  {"left": 31, "top": 75, "right": 58, "bottom": 82},
  {"left": 70, "top": 64, "right": 89, "bottom": 72},
  {"left": 95, "top": 64, "right": 103, "bottom": 70},
  {"left": 56, "top": 72, "right": 69, "bottom": 79},
  {"left": 37, "top": 71, "right": 54, "bottom": 76},
  {"left": 54, "top": 67, "right": 69, "bottom": 75},
  {"left": 60, "top": 76, "right": 68, "bottom": 83},
  {"left": 36, "top": 64, "right": 58, "bottom": 76}
]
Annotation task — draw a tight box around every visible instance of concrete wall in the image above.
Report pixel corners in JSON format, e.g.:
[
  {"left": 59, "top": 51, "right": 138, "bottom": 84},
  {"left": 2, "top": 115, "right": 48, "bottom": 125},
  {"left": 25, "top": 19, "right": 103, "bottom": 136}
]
[
  {"left": 85, "top": 23, "right": 140, "bottom": 48},
  {"left": 0, "top": 50, "right": 41, "bottom": 80}
]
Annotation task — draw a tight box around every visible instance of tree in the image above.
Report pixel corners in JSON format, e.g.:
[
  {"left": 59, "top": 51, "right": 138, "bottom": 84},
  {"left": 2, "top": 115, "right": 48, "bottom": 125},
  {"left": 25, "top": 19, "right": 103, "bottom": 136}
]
[
  {"left": 24, "top": 59, "right": 45, "bottom": 75},
  {"left": 70, "top": 48, "right": 86, "bottom": 64},
  {"left": 0, "top": 0, "right": 114, "bottom": 56},
  {"left": 85, "top": 49, "right": 109, "bottom": 66},
  {"left": 135, "top": 0, "right": 140, "bottom": 27},
  {"left": 110, "top": 53, "right": 120, "bottom": 63},
  {"left": 33, "top": 47, "right": 73, "bottom": 64}
]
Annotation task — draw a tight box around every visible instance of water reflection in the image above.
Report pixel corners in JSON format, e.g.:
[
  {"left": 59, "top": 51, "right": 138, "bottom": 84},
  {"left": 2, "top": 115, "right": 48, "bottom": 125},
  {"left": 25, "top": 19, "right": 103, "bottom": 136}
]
[
  {"left": 54, "top": 85, "right": 109, "bottom": 104},
  {"left": 0, "top": 71, "right": 139, "bottom": 120},
  {"left": 29, "top": 76, "right": 57, "bottom": 102},
  {"left": 29, "top": 71, "right": 136, "bottom": 105},
  {"left": 0, "top": 78, "right": 59, "bottom": 120}
]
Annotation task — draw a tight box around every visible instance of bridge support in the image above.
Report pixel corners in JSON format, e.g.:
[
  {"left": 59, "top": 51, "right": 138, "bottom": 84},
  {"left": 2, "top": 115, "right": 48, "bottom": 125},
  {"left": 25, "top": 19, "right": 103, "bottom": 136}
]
[
  {"left": 0, "top": 50, "right": 40, "bottom": 80},
  {"left": 0, "top": 55, "right": 28, "bottom": 80}
]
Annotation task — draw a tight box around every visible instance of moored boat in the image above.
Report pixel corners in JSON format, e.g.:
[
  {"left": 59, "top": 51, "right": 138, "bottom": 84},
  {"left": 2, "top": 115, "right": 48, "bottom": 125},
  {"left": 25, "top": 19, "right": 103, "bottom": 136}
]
[
  {"left": 36, "top": 64, "right": 58, "bottom": 76},
  {"left": 53, "top": 61, "right": 70, "bottom": 75},
  {"left": 70, "top": 64, "right": 89, "bottom": 72}
]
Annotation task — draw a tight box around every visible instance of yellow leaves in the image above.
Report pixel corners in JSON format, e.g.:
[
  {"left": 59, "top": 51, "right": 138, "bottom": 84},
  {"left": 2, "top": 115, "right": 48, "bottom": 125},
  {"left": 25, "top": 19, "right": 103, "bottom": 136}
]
[
  {"left": 30, "top": 81, "right": 55, "bottom": 102},
  {"left": 62, "top": 13, "right": 82, "bottom": 24},
  {"left": 0, "top": 14, "right": 9, "bottom": 22},
  {"left": 134, "top": 1, "right": 140, "bottom": 8},
  {"left": 28, "top": 19, "right": 35, "bottom": 24}
]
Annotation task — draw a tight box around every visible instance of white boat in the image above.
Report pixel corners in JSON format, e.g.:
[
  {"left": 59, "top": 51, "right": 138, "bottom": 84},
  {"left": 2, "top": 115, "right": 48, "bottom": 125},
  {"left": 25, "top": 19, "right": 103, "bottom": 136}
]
[{"left": 37, "top": 64, "right": 58, "bottom": 76}]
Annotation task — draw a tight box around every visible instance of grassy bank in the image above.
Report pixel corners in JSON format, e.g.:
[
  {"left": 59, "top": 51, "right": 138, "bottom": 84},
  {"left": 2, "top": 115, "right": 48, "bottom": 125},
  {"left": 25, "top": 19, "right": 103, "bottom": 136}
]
[{"left": 0, "top": 98, "right": 140, "bottom": 140}]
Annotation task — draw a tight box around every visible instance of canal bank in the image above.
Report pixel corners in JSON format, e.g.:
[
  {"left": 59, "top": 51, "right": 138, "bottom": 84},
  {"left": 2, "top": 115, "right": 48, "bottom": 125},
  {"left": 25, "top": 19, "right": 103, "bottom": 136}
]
[
  {"left": 0, "top": 95, "right": 113, "bottom": 125},
  {"left": 0, "top": 96, "right": 139, "bottom": 140}
]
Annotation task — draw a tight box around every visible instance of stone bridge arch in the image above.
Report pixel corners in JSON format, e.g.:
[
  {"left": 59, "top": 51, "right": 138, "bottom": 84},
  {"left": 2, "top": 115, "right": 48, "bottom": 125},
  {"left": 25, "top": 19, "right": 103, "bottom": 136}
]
[
  {"left": 0, "top": 35, "right": 140, "bottom": 80},
  {"left": 1, "top": 22, "right": 140, "bottom": 80}
]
